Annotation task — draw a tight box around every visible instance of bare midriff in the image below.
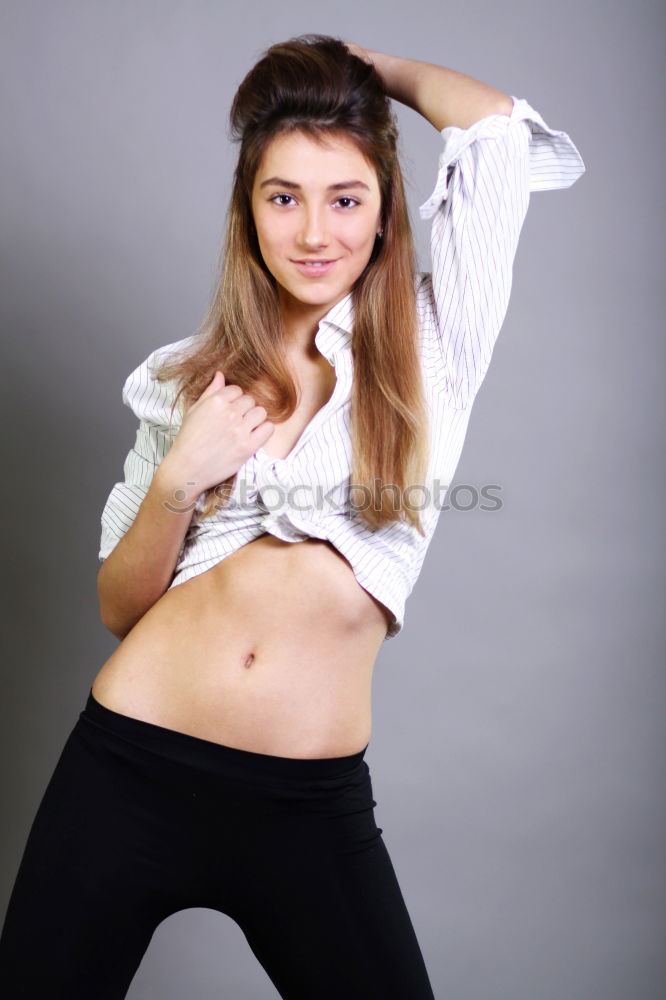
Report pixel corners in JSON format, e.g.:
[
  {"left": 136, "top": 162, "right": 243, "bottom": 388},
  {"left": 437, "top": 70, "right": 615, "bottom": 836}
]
[{"left": 91, "top": 534, "right": 392, "bottom": 759}]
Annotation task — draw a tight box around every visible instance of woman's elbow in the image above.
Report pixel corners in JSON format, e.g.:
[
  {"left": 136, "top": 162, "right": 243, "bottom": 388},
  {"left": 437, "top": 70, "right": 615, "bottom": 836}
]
[
  {"left": 98, "top": 597, "right": 131, "bottom": 642},
  {"left": 97, "top": 564, "right": 132, "bottom": 640}
]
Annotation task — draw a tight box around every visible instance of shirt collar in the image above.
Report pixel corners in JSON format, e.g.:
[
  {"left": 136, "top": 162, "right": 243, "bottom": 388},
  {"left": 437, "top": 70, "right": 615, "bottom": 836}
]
[{"left": 314, "top": 291, "right": 354, "bottom": 364}]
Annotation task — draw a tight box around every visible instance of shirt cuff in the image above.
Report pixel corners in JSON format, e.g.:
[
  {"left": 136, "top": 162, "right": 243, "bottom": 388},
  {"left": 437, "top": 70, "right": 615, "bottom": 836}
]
[{"left": 418, "top": 95, "right": 586, "bottom": 220}]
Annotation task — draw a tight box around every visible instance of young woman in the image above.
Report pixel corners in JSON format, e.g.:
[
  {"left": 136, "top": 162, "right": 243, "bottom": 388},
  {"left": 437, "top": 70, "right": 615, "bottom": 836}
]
[{"left": 0, "top": 34, "right": 584, "bottom": 999}]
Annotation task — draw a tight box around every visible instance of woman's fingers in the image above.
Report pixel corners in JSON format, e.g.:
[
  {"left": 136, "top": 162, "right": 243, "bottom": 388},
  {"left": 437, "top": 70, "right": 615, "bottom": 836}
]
[
  {"left": 344, "top": 42, "right": 372, "bottom": 64},
  {"left": 165, "top": 373, "right": 274, "bottom": 493},
  {"left": 196, "top": 370, "right": 225, "bottom": 402}
]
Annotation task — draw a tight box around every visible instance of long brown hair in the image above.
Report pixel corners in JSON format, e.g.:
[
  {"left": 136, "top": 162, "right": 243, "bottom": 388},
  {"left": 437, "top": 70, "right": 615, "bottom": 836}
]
[{"left": 152, "top": 33, "right": 429, "bottom": 535}]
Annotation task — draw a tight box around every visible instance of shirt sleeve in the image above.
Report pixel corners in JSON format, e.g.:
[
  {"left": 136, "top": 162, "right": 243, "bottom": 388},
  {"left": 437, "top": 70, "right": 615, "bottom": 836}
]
[
  {"left": 418, "top": 95, "right": 586, "bottom": 410},
  {"left": 98, "top": 340, "right": 189, "bottom": 563}
]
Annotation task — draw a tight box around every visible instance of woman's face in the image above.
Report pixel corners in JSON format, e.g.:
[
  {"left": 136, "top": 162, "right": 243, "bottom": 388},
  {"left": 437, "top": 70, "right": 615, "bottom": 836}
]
[{"left": 251, "top": 130, "right": 383, "bottom": 327}]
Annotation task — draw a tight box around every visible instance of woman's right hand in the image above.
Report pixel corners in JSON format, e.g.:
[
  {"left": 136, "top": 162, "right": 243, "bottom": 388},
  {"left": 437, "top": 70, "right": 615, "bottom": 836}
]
[{"left": 160, "top": 370, "right": 275, "bottom": 495}]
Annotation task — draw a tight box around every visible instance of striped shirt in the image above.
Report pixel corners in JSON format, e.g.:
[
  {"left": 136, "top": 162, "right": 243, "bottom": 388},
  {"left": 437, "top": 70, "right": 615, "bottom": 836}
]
[{"left": 99, "top": 95, "right": 585, "bottom": 640}]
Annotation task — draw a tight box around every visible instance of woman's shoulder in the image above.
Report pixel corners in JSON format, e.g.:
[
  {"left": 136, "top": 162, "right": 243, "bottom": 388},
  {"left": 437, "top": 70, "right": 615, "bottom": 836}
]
[{"left": 121, "top": 333, "right": 200, "bottom": 425}]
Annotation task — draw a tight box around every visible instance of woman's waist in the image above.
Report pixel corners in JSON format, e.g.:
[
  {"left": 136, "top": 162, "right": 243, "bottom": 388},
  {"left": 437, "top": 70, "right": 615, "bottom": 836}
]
[
  {"left": 94, "top": 537, "right": 384, "bottom": 756},
  {"left": 108, "top": 566, "right": 383, "bottom": 712},
  {"left": 93, "top": 632, "right": 374, "bottom": 757}
]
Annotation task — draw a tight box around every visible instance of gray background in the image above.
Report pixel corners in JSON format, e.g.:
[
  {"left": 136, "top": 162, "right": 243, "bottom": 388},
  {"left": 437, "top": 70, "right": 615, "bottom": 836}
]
[{"left": 1, "top": 1, "right": 664, "bottom": 997}]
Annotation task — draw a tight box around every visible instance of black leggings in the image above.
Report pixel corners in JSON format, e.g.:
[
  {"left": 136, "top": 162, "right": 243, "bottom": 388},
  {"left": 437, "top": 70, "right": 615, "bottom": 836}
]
[{"left": 0, "top": 690, "right": 435, "bottom": 999}]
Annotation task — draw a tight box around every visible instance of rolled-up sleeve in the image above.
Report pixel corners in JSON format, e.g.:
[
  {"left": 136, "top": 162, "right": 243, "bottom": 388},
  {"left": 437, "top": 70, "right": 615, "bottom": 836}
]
[
  {"left": 418, "top": 96, "right": 586, "bottom": 410},
  {"left": 98, "top": 342, "right": 188, "bottom": 562}
]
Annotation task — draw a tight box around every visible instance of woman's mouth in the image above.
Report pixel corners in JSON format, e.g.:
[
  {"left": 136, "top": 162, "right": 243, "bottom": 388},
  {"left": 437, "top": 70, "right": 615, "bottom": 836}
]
[{"left": 292, "top": 259, "right": 338, "bottom": 277}]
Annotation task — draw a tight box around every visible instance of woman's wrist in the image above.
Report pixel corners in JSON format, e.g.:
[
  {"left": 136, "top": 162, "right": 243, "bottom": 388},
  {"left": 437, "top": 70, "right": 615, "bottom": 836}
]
[
  {"left": 364, "top": 49, "right": 429, "bottom": 117},
  {"left": 152, "top": 460, "right": 204, "bottom": 514}
]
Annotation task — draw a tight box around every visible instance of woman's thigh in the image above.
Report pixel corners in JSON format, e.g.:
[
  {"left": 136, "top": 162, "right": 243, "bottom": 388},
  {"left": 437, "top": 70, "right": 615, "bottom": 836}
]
[
  {"left": 0, "top": 720, "right": 197, "bottom": 999},
  {"left": 227, "top": 765, "right": 436, "bottom": 1000}
]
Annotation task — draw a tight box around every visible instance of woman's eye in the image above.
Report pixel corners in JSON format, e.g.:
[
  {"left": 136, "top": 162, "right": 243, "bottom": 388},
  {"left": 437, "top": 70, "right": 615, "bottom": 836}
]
[{"left": 269, "top": 194, "right": 360, "bottom": 209}]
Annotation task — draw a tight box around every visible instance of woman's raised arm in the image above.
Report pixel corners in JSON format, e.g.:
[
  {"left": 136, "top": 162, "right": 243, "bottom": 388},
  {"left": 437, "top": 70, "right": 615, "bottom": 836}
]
[
  {"left": 344, "top": 44, "right": 513, "bottom": 130},
  {"left": 342, "top": 43, "right": 586, "bottom": 411}
]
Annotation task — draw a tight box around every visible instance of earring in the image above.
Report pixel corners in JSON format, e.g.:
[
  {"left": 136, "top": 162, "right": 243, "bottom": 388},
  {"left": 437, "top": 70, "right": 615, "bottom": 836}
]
[{"left": 376, "top": 230, "right": 384, "bottom": 239}]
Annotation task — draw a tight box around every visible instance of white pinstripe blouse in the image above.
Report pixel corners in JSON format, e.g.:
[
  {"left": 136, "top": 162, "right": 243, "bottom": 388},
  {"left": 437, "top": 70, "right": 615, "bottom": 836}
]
[{"left": 99, "top": 95, "right": 585, "bottom": 640}]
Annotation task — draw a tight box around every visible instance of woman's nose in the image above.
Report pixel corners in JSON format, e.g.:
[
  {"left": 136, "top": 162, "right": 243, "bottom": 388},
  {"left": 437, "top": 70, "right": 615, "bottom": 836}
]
[{"left": 300, "top": 210, "right": 329, "bottom": 247}]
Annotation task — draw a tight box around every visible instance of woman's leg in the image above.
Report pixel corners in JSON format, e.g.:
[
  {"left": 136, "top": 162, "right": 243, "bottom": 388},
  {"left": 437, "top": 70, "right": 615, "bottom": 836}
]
[
  {"left": 223, "top": 758, "right": 436, "bottom": 1000},
  {"left": 0, "top": 710, "right": 202, "bottom": 999}
]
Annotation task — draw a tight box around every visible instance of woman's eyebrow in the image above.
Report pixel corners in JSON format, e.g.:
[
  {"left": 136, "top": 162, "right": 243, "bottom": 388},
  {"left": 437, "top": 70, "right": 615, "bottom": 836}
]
[{"left": 259, "top": 177, "right": 370, "bottom": 192}]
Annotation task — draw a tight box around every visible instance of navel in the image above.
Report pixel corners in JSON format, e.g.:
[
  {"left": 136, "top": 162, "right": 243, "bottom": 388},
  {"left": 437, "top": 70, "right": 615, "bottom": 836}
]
[{"left": 242, "top": 650, "right": 256, "bottom": 670}]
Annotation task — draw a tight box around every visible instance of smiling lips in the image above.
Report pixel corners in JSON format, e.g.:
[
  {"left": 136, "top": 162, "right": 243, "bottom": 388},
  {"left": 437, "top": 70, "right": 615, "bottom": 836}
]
[{"left": 293, "top": 259, "right": 338, "bottom": 276}]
